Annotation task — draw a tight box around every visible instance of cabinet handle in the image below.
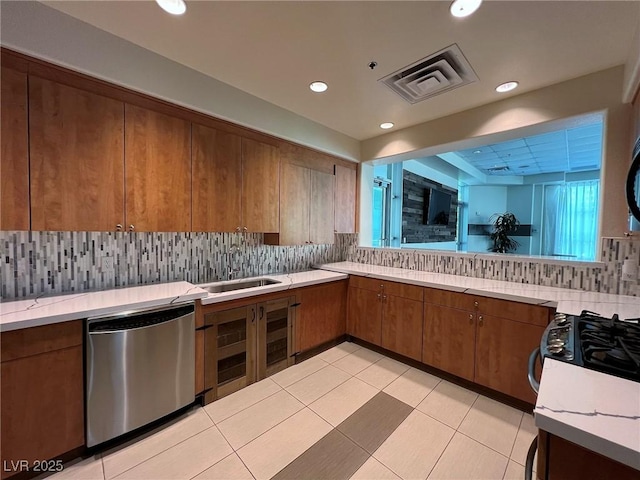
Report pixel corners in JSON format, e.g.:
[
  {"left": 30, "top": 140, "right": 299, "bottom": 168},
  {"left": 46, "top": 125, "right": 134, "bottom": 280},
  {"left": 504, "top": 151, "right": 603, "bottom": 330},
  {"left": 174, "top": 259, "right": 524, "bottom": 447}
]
[
  {"left": 469, "top": 314, "right": 474, "bottom": 323},
  {"left": 236, "top": 226, "right": 241, "bottom": 232},
  {"left": 377, "top": 293, "right": 381, "bottom": 300},
  {"left": 243, "top": 226, "right": 248, "bottom": 232},
  {"left": 478, "top": 315, "right": 483, "bottom": 326},
  {"left": 129, "top": 225, "right": 135, "bottom": 231},
  {"left": 382, "top": 295, "right": 387, "bottom": 302},
  {"left": 251, "top": 308, "right": 256, "bottom": 323},
  {"left": 116, "top": 224, "right": 122, "bottom": 231},
  {"left": 259, "top": 306, "right": 264, "bottom": 319},
  {"left": 474, "top": 301, "right": 479, "bottom": 307}
]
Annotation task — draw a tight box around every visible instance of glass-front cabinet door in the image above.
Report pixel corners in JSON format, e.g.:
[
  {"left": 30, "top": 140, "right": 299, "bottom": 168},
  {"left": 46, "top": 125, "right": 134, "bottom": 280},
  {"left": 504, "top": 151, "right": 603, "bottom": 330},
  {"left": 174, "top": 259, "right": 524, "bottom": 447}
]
[
  {"left": 204, "top": 305, "right": 256, "bottom": 402},
  {"left": 257, "top": 296, "right": 295, "bottom": 378}
]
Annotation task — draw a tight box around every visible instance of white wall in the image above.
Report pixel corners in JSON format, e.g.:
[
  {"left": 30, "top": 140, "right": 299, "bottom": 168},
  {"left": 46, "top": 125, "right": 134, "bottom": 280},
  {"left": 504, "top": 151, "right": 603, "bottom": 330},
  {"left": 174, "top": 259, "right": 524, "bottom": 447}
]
[
  {"left": 361, "top": 67, "right": 632, "bottom": 240},
  {"left": 467, "top": 186, "right": 507, "bottom": 253},
  {"left": 0, "top": 1, "right": 360, "bottom": 162},
  {"left": 506, "top": 185, "right": 533, "bottom": 255}
]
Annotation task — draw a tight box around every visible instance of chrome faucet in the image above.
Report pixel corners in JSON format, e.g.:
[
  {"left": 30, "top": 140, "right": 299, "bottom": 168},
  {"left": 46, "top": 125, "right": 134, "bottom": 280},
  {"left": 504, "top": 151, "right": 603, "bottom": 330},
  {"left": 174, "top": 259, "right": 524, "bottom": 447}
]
[{"left": 227, "top": 266, "right": 241, "bottom": 280}]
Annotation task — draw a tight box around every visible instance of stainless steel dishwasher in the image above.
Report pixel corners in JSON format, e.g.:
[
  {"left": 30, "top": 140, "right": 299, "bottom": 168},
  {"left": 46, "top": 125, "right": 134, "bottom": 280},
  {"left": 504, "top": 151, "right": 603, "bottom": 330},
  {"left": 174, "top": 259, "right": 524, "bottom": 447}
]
[{"left": 86, "top": 302, "right": 195, "bottom": 447}]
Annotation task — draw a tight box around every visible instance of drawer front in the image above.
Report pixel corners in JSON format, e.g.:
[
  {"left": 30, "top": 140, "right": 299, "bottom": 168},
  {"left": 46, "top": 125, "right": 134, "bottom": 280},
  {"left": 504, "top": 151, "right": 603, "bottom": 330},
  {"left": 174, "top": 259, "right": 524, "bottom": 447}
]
[
  {"left": 382, "top": 281, "right": 423, "bottom": 302},
  {"left": 1, "top": 320, "right": 83, "bottom": 362},
  {"left": 424, "top": 288, "right": 475, "bottom": 311},
  {"left": 476, "top": 296, "right": 553, "bottom": 327},
  {"left": 349, "top": 275, "right": 383, "bottom": 292}
]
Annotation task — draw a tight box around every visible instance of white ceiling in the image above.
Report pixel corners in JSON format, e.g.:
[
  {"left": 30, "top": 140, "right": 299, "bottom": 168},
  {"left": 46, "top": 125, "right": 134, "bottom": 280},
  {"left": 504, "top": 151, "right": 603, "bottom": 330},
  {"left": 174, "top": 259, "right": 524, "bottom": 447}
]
[
  {"left": 453, "top": 121, "right": 603, "bottom": 176},
  {"left": 43, "top": 1, "right": 640, "bottom": 141}
]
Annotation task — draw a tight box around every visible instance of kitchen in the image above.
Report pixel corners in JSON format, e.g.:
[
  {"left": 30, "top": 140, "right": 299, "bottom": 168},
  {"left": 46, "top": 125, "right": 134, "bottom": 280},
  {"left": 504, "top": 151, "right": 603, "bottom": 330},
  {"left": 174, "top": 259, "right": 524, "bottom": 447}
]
[{"left": 1, "top": 1, "right": 640, "bottom": 479}]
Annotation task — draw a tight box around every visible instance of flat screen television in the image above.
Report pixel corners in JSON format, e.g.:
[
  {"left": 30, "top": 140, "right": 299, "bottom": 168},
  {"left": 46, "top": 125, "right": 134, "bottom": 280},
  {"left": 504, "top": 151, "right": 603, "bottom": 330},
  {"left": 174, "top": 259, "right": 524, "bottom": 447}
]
[{"left": 424, "top": 188, "right": 452, "bottom": 225}]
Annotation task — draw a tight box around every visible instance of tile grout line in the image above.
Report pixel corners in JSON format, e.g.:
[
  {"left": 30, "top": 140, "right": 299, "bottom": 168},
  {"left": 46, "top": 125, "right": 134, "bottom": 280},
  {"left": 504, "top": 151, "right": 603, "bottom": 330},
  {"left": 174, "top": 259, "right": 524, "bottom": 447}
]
[
  {"left": 204, "top": 379, "right": 284, "bottom": 424},
  {"left": 507, "top": 413, "right": 526, "bottom": 460},
  {"left": 455, "top": 430, "right": 513, "bottom": 463},
  {"left": 106, "top": 424, "right": 218, "bottom": 480}
]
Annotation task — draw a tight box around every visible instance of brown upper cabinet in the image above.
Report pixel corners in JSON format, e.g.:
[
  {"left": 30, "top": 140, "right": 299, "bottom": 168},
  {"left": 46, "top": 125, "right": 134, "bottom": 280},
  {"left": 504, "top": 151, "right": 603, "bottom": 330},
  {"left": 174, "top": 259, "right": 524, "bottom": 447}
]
[
  {"left": 334, "top": 164, "right": 357, "bottom": 233},
  {"left": 241, "top": 138, "right": 280, "bottom": 233},
  {"left": 192, "top": 124, "right": 242, "bottom": 232},
  {"left": 0, "top": 67, "right": 29, "bottom": 231},
  {"left": 29, "top": 77, "right": 125, "bottom": 231},
  {"left": 276, "top": 163, "right": 335, "bottom": 245},
  {"left": 125, "top": 104, "right": 192, "bottom": 232}
]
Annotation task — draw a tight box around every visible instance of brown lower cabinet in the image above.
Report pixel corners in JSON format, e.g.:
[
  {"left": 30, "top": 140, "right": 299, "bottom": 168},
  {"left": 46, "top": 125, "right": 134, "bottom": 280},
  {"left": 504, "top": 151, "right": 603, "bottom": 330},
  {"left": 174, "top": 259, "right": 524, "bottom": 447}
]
[
  {"left": 347, "top": 277, "right": 424, "bottom": 361},
  {"left": 1, "top": 321, "right": 84, "bottom": 479},
  {"left": 202, "top": 295, "right": 295, "bottom": 404},
  {"left": 296, "top": 280, "right": 347, "bottom": 353},
  {"left": 422, "top": 288, "right": 550, "bottom": 404},
  {"left": 537, "top": 431, "right": 639, "bottom": 480}
]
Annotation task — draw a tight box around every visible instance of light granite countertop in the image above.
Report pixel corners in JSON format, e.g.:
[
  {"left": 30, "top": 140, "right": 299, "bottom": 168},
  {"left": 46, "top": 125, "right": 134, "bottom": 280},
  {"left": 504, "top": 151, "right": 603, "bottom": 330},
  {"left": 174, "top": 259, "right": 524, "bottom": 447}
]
[
  {"left": 535, "top": 358, "right": 640, "bottom": 471},
  {"left": 318, "top": 262, "right": 640, "bottom": 319}
]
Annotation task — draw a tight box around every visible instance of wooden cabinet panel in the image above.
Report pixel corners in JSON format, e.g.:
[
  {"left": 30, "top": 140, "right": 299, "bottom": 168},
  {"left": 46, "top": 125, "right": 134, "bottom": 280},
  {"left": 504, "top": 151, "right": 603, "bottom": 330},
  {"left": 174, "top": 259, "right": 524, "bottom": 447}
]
[
  {"left": 423, "top": 304, "right": 476, "bottom": 381},
  {"left": 335, "top": 164, "right": 357, "bottom": 233},
  {"left": 424, "top": 287, "right": 476, "bottom": 311},
  {"left": 476, "top": 296, "right": 550, "bottom": 328},
  {"left": 279, "top": 163, "right": 310, "bottom": 244},
  {"left": 381, "top": 295, "right": 423, "bottom": 361},
  {"left": 347, "top": 287, "right": 382, "bottom": 346},
  {"left": 125, "top": 104, "right": 191, "bottom": 232},
  {"left": 1, "top": 320, "right": 82, "bottom": 362},
  {"left": 1, "top": 67, "right": 29, "bottom": 230},
  {"left": 1, "top": 346, "right": 84, "bottom": 477},
  {"left": 29, "top": 76, "right": 125, "bottom": 231},
  {"left": 383, "top": 282, "right": 423, "bottom": 302},
  {"left": 474, "top": 313, "right": 545, "bottom": 403},
  {"left": 257, "top": 297, "right": 295, "bottom": 378},
  {"left": 545, "top": 433, "right": 639, "bottom": 480},
  {"left": 192, "top": 124, "right": 242, "bottom": 232},
  {"left": 349, "top": 275, "right": 383, "bottom": 292},
  {"left": 296, "top": 281, "right": 347, "bottom": 352},
  {"left": 195, "top": 329, "right": 204, "bottom": 395},
  {"left": 242, "top": 137, "right": 279, "bottom": 232},
  {"left": 310, "top": 169, "right": 335, "bottom": 244}
]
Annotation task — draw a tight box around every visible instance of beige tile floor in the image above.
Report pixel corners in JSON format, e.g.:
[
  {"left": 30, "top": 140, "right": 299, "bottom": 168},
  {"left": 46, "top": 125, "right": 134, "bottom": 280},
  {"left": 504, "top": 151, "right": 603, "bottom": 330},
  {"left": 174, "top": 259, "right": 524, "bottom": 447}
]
[{"left": 45, "top": 342, "right": 537, "bottom": 480}]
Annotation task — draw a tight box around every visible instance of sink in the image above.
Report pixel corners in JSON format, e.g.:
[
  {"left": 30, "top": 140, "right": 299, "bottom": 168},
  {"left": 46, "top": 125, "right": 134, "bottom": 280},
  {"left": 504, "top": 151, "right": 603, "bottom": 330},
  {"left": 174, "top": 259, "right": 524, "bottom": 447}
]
[{"left": 202, "top": 278, "right": 281, "bottom": 293}]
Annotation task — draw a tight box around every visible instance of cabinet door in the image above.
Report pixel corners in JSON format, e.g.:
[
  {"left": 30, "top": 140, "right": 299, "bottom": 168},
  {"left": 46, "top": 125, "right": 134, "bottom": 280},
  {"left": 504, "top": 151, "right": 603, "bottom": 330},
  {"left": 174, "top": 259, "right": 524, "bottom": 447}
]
[
  {"left": 258, "top": 297, "right": 294, "bottom": 378},
  {"left": 242, "top": 138, "right": 279, "bottom": 232},
  {"left": 204, "top": 306, "right": 256, "bottom": 402},
  {"left": 1, "top": 346, "right": 84, "bottom": 475},
  {"left": 192, "top": 124, "right": 242, "bottom": 232},
  {"left": 1, "top": 67, "right": 29, "bottom": 231},
  {"left": 310, "top": 169, "right": 335, "bottom": 244},
  {"left": 382, "top": 295, "right": 423, "bottom": 361},
  {"left": 347, "top": 287, "right": 382, "bottom": 346},
  {"left": 334, "top": 164, "right": 357, "bottom": 233},
  {"left": 296, "top": 281, "right": 347, "bottom": 353},
  {"left": 423, "top": 304, "right": 476, "bottom": 381},
  {"left": 279, "top": 163, "right": 310, "bottom": 244},
  {"left": 29, "top": 77, "right": 125, "bottom": 231},
  {"left": 474, "top": 313, "right": 545, "bottom": 403},
  {"left": 125, "top": 104, "right": 191, "bottom": 232}
]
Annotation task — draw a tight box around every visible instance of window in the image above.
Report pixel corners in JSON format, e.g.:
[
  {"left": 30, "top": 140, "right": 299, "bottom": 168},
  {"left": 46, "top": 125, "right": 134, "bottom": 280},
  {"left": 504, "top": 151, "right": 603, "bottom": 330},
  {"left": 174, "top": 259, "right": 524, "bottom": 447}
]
[
  {"left": 372, "top": 178, "right": 391, "bottom": 247},
  {"left": 542, "top": 180, "right": 599, "bottom": 260}
]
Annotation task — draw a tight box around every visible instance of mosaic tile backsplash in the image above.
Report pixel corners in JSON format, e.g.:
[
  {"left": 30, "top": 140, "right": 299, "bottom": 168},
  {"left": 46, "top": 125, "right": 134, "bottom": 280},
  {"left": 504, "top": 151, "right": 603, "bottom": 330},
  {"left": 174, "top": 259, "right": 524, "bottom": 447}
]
[
  {"left": 2, "top": 231, "right": 637, "bottom": 300},
  {"left": 1, "top": 231, "right": 357, "bottom": 300},
  {"left": 345, "top": 237, "right": 640, "bottom": 297}
]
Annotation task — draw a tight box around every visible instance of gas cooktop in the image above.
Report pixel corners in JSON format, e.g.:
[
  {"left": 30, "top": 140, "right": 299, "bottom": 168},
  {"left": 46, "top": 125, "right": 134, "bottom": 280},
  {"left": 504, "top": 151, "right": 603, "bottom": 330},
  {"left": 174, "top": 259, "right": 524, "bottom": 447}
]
[{"left": 541, "top": 311, "right": 640, "bottom": 383}]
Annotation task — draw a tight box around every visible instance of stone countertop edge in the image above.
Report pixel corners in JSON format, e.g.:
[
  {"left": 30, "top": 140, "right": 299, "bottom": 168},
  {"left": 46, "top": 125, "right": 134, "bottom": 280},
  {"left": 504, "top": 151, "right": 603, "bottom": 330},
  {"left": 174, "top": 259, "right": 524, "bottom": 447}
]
[
  {"left": 317, "top": 262, "right": 640, "bottom": 318},
  {"left": 535, "top": 358, "right": 640, "bottom": 471},
  {"left": 0, "top": 281, "right": 209, "bottom": 332}
]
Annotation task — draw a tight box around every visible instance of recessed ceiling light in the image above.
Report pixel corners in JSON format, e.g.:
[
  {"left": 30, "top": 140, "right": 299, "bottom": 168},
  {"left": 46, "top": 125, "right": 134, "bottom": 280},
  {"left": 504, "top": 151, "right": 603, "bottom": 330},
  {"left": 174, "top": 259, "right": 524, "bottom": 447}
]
[
  {"left": 495, "top": 81, "right": 519, "bottom": 93},
  {"left": 380, "top": 122, "right": 394, "bottom": 130},
  {"left": 155, "top": 0, "right": 186, "bottom": 15},
  {"left": 473, "top": 150, "right": 482, "bottom": 154},
  {"left": 450, "top": 0, "right": 483, "bottom": 18},
  {"left": 309, "top": 81, "right": 328, "bottom": 93}
]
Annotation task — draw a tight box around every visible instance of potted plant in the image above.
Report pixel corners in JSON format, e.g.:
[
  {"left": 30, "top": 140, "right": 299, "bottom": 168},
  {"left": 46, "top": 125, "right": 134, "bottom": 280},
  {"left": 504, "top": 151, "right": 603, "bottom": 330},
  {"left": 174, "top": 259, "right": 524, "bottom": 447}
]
[{"left": 489, "top": 212, "right": 520, "bottom": 253}]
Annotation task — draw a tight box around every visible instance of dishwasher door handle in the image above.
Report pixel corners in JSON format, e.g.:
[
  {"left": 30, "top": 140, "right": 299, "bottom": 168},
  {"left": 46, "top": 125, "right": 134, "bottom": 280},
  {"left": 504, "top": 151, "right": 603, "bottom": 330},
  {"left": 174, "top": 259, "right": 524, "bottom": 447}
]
[{"left": 528, "top": 347, "right": 541, "bottom": 395}]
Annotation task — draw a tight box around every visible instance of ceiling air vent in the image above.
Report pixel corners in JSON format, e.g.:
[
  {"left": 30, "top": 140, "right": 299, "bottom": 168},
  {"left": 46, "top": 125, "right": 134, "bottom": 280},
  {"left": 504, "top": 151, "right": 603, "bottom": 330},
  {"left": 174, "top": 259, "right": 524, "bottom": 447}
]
[{"left": 380, "top": 44, "right": 478, "bottom": 104}]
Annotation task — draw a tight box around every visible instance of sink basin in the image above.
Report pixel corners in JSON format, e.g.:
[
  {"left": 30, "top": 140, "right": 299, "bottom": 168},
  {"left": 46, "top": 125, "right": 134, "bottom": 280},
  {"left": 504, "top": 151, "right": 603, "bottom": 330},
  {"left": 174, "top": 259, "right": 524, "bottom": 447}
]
[{"left": 202, "top": 278, "right": 281, "bottom": 293}]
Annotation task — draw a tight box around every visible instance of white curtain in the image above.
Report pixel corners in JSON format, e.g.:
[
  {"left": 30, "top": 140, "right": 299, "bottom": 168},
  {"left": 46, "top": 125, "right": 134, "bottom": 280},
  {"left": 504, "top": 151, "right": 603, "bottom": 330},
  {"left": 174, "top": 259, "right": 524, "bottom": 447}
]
[{"left": 542, "top": 180, "right": 599, "bottom": 260}]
